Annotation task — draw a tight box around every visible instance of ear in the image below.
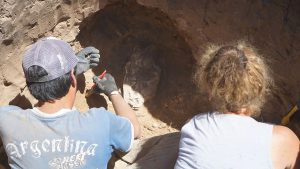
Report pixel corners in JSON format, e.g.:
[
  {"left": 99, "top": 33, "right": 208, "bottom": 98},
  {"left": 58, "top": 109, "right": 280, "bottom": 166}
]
[{"left": 70, "top": 69, "right": 77, "bottom": 87}]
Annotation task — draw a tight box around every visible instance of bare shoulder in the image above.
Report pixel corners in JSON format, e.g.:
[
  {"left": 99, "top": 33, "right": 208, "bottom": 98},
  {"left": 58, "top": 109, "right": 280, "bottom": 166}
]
[
  {"left": 273, "top": 125, "right": 299, "bottom": 147},
  {"left": 272, "top": 125, "right": 299, "bottom": 169},
  {"left": 273, "top": 125, "right": 298, "bottom": 139}
]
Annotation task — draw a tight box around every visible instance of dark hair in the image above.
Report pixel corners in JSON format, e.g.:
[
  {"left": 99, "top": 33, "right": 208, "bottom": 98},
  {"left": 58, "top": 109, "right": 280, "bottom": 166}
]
[{"left": 26, "top": 65, "right": 72, "bottom": 102}]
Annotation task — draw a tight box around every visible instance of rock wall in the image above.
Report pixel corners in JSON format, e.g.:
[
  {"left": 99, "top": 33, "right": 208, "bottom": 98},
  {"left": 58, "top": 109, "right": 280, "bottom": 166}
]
[
  {"left": 0, "top": 0, "right": 102, "bottom": 106},
  {"left": 139, "top": 0, "right": 300, "bottom": 129},
  {"left": 1, "top": 0, "right": 299, "bottom": 122},
  {"left": 0, "top": 0, "right": 300, "bottom": 168},
  {"left": 79, "top": 0, "right": 300, "bottom": 131}
]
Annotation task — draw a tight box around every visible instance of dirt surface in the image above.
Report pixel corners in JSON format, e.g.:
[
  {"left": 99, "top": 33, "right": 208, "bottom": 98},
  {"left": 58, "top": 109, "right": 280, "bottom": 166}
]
[{"left": 0, "top": 0, "right": 300, "bottom": 168}]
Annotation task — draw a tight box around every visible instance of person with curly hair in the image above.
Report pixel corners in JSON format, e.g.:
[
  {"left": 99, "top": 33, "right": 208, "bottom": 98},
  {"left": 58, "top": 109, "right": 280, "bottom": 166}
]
[{"left": 175, "top": 42, "right": 299, "bottom": 169}]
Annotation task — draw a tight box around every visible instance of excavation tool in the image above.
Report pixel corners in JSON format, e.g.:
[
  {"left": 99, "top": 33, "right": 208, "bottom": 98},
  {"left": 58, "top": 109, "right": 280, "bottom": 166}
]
[
  {"left": 85, "top": 70, "right": 107, "bottom": 97},
  {"left": 281, "top": 100, "right": 300, "bottom": 125}
]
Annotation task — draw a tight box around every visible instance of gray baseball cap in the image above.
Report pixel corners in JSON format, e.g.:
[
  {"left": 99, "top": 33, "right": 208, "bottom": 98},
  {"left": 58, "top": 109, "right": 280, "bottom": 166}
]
[{"left": 22, "top": 37, "right": 79, "bottom": 82}]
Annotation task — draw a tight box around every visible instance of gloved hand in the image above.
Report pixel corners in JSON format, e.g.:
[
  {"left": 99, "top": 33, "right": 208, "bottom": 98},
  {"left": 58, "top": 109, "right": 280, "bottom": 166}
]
[
  {"left": 75, "top": 47, "right": 100, "bottom": 76},
  {"left": 93, "top": 73, "right": 118, "bottom": 96}
]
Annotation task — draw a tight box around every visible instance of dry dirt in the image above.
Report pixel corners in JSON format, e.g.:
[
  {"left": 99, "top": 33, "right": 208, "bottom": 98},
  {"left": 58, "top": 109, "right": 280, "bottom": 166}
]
[{"left": 1, "top": 0, "right": 300, "bottom": 168}]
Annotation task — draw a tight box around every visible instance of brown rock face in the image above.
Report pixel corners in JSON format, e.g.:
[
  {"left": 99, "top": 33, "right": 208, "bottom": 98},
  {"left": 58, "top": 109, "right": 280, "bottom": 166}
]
[
  {"left": 0, "top": 0, "right": 101, "bottom": 106},
  {"left": 0, "top": 0, "right": 300, "bottom": 168}
]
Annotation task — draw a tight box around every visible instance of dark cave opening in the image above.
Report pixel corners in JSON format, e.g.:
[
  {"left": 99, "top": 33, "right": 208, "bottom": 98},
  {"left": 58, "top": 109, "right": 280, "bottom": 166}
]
[{"left": 77, "top": 2, "right": 207, "bottom": 128}]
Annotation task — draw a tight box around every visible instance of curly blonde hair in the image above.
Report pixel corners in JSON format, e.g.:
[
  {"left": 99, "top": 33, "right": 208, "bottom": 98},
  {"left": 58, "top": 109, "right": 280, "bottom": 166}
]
[{"left": 195, "top": 41, "right": 272, "bottom": 116}]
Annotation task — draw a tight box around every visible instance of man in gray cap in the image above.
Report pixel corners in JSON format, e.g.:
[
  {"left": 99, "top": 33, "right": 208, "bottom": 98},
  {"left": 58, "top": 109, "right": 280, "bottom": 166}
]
[{"left": 0, "top": 37, "right": 140, "bottom": 169}]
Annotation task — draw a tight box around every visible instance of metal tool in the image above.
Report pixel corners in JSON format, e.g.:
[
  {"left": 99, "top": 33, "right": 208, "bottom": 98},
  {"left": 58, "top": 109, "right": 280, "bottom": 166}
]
[{"left": 281, "top": 101, "right": 300, "bottom": 125}]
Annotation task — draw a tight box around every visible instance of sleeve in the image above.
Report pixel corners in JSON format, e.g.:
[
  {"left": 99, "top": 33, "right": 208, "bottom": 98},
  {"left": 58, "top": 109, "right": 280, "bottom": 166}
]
[
  {"left": 0, "top": 105, "right": 21, "bottom": 112},
  {"left": 0, "top": 105, "right": 22, "bottom": 134},
  {"left": 0, "top": 105, "right": 21, "bottom": 120},
  {"left": 108, "top": 113, "right": 134, "bottom": 152}
]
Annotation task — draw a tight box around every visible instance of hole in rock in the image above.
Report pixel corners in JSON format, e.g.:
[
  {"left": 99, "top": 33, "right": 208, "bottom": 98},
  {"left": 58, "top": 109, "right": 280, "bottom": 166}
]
[{"left": 77, "top": 2, "right": 210, "bottom": 128}]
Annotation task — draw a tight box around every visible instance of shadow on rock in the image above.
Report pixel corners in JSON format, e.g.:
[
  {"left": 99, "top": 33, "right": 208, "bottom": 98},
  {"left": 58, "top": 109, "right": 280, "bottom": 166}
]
[
  {"left": 76, "top": 74, "right": 86, "bottom": 94},
  {"left": 9, "top": 94, "right": 32, "bottom": 109},
  {"left": 86, "top": 93, "right": 108, "bottom": 109},
  {"left": 108, "top": 132, "right": 180, "bottom": 169}
]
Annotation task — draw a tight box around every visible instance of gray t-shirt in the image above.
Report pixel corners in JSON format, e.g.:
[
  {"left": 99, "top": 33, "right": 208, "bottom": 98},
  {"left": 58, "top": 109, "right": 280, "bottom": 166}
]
[
  {"left": 0, "top": 105, "right": 133, "bottom": 169},
  {"left": 175, "top": 112, "right": 274, "bottom": 169}
]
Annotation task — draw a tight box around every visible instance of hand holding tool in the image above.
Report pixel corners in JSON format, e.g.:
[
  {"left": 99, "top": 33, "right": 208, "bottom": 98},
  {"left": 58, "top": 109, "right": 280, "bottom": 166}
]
[
  {"left": 92, "top": 73, "right": 118, "bottom": 96},
  {"left": 85, "top": 70, "right": 107, "bottom": 97}
]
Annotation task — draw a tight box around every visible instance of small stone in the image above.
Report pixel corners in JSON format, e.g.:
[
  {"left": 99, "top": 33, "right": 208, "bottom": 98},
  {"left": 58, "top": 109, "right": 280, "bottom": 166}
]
[{"left": 152, "top": 123, "right": 159, "bottom": 128}]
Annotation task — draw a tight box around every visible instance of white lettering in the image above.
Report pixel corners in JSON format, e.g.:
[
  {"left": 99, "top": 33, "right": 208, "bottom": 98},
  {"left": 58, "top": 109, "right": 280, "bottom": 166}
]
[
  {"left": 69, "top": 154, "right": 76, "bottom": 167},
  {"left": 86, "top": 144, "right": 98, "bottom": 156},
  {"left": 42, "top": 139, "right": 50, "bottom": 152},
  {"left": 5, "top": 137, "right": 98, "bottom": 163},
  {"left": 75, "top": 152, "right": 86, "bottom": 166},
  {"left": 51, "top": 139, "right": 62, "bottom": 152},
  {"left": 64, "top": 136, "right": 70, "bottom": 153},
  {"left": 20, "top": 141, "right": 28, "bottom": 155},
  {"left": 6, "top": 143, "right": 21, "bottom": 158},
  {"left": 49, "top": 152, "right": 87, "bottom": 169},
  {"left": 75, "top": 141, "right": 87, "bottom": 153},
  {"left": 30, "top": 140, "right": 41, "bottom": 158},
  {"left": 61, "top": 156, "right": 70, "bottom": 168},
  {"left": 49, "top": 158, "right": 61, "bottom": 168},
  {"left": 69, "top": 139, "right": 75, "bottom": 153}
]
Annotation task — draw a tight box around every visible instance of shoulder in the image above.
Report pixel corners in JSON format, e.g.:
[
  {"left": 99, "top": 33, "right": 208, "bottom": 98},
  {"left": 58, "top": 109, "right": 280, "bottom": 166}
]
[
  {"left": 0, "top": 106, "right": 24, "bottom": 130},
  {"left": 181, "top": 113, "right": 210, "bottom": 134},
  {"left": 0, "top": 105, "right": 23, "bottom": 116},
  {"left": 272, "top": 125, "right": 299, "bottom": 168},
  {"left": 83, "top": 107, "right": 121, "bottom": 123},
  {"left": 86, "top": 107, "right": 107, "bottom": 113},
  {"left": 272, "top": 125, "right": 299, "bottom": 145},
  {"left": 84, "top": 107, "right": 110, "bottom": 117},
  {"left": 0, "top": 105, "right": 22, "bottom": 111},
  {"left": 187, "top": 112, "right": 214, "bottom": 125},
  {"left": 188, "top": 112, "right": 211, "bottom": 124}
]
